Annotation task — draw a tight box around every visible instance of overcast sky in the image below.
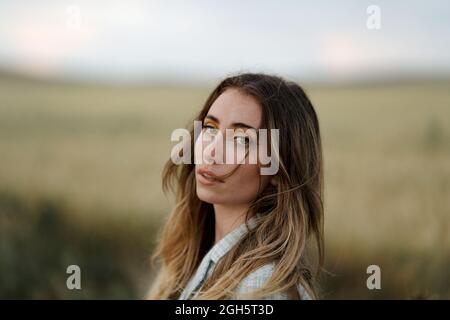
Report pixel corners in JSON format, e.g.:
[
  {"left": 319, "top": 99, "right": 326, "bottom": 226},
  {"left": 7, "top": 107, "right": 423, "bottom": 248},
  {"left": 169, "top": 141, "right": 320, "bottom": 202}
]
[{"left": 0, "top": 0, "right": 449, "bottom": 83}]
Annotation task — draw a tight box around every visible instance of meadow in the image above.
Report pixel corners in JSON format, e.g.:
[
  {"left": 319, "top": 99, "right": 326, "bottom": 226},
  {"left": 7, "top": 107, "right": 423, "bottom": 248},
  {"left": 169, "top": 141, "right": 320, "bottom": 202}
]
[{"left": 1, "top": 74, "right": 449, "bottom": 299}]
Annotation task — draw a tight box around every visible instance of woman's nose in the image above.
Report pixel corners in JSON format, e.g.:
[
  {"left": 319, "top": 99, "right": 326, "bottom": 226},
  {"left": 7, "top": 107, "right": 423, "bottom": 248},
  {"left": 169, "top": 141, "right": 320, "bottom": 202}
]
[{"left": 203, "top": 131, "right": 224, "bottom": 164}]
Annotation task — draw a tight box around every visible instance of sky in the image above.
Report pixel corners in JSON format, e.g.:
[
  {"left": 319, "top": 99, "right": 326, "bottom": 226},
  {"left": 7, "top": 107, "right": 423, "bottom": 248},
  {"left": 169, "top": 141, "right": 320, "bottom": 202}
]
[{"left": 0, "top": 0, "right": 449, "bottom": 84}]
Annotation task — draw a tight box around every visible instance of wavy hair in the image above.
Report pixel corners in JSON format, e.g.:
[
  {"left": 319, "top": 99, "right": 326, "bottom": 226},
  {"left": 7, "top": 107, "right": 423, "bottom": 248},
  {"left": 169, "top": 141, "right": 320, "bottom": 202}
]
[{"left": 147, "top": 73, "right": 324, "bottom": 299}]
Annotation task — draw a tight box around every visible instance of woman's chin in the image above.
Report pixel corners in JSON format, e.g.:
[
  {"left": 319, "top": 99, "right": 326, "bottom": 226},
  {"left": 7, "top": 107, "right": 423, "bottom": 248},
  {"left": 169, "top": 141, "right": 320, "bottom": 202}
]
[
  {"left": 196, "top": 187, "right": 228, "bottom": 204},
  {"left": 196, "top": 190, "right": 220, "bottom": 204}
]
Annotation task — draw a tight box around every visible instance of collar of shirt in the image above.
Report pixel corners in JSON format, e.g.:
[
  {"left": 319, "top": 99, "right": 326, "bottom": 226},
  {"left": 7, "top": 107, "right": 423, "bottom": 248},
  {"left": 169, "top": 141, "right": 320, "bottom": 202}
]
[
  {"left": 178, "top": 214, "right": 260, "bottom": 299},
  {"left": 209, "top": 214, "right": 259, "bottom": 263}
]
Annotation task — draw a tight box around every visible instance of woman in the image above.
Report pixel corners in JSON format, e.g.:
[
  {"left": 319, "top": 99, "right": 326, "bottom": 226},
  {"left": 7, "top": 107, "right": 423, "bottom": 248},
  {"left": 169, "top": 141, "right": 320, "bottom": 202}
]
[{"left": 147, "top": 73, "right": 324, "bottom": 300}]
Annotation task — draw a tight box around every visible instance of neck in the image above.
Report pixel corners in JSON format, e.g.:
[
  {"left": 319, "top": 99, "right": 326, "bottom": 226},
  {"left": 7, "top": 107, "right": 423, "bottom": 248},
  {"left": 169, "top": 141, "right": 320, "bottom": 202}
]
[{"left": 213, "top": 203, "right": 250, "bottom": 245}]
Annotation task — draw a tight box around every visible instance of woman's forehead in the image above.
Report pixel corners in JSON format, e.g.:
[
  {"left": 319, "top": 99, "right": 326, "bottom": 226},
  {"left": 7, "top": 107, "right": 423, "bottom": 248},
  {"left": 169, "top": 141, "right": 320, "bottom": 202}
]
[{"left": 207, "top": 88, "right": 262, "bottom": 129}]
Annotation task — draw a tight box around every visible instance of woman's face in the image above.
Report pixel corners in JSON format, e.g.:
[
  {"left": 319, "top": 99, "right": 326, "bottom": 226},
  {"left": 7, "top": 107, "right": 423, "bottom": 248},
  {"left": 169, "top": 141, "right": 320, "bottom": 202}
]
[{"left": 195, "top": 88, "right": 273, "bottom": 205}]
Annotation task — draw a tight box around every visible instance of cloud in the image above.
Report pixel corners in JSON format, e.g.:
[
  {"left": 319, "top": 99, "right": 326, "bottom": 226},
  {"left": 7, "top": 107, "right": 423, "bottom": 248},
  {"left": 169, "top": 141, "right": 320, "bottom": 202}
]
[{"left": 0, "top": 0, "right": 449, "bottom": 82}]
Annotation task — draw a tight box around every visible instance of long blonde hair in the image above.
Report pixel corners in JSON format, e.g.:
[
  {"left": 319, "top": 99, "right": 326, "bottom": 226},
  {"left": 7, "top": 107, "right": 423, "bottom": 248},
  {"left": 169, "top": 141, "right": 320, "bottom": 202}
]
[{"left": 147, "top": 73, "right": 324, "bottom": 299}]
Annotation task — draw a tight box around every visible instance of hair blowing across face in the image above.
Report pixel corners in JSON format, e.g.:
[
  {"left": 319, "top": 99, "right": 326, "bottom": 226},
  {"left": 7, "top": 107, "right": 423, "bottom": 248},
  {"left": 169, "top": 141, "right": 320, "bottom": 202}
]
[{"left": 147, "top": 73, "right": 324, "bottom": 300}]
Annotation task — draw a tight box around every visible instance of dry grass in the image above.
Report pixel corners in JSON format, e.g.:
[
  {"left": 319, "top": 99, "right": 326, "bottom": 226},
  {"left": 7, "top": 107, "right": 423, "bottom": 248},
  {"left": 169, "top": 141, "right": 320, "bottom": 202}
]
[{"left": 0, "top": 75, "right": 449, "bottom": 298}]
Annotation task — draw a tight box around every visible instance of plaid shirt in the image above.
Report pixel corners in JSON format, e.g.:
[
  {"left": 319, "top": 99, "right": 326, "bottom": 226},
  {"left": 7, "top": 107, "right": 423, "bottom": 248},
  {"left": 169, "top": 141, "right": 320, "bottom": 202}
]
[{"left": 178, "top": 215, "right": 311, "bottom": 300}]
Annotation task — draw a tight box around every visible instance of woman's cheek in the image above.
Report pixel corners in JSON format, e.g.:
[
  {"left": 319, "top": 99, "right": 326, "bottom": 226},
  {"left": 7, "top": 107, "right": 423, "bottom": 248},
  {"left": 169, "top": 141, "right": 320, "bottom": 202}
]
[{"left": 226, "top": 165, "right": 261, "bottom": 200}]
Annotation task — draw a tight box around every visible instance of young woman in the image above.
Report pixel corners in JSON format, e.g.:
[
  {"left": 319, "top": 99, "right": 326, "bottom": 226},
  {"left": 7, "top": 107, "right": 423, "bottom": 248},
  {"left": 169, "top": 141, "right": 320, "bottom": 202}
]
[{"left": 147, "top": 73, "right": 324, "bottom": 300}]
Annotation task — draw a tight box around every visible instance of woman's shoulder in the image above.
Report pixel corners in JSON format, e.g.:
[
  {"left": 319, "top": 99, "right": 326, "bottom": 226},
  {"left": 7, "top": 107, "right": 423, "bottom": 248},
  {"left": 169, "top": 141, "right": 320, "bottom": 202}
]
[{"left": 234, "top": 263, "right": 312, "bottom": 300}]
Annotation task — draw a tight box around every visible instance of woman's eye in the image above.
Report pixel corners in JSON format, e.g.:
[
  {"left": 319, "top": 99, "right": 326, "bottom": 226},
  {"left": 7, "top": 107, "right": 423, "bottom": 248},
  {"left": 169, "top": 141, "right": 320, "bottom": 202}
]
[
  {"left": 203, "top": 125, "right": 219, "bottom": 135},
  {"left": 234, "top": 135, "right": 249, "bottom": 145}
]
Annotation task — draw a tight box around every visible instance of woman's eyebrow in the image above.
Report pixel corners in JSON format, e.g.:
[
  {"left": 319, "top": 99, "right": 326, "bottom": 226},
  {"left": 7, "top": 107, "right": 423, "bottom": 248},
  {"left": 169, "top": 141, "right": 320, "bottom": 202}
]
[
  {"left": 204, "top": 115, "right": 220, "bottom": 123},
  {"left": 205, "top": 114, "right": 256, "bottom": 130}
]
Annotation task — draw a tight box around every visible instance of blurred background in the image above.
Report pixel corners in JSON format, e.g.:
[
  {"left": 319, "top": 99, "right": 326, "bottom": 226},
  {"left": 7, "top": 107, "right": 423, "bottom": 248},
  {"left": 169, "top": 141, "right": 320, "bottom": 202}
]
[{"left": 0, "top": 0, "right": 449, "bottom": 299}]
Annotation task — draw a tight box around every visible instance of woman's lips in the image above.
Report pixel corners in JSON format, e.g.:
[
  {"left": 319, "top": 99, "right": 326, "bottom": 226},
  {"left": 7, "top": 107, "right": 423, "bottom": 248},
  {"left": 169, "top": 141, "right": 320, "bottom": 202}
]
[{"left": 196, "top": 168, "right": 224, "bottom": 186}]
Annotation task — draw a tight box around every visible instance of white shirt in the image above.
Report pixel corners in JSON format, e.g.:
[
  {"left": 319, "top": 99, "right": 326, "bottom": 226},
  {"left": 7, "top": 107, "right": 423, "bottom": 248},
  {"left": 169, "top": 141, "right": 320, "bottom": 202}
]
[{"left": 178, "top": 215, "right": 311, "bottom": 300}]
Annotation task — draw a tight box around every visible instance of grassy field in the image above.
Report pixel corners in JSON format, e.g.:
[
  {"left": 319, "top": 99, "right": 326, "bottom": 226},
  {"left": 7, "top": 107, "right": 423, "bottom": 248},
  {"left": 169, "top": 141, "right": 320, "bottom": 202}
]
[{"left": 1, "top": 74, "right": 449, "bottom": 299}]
